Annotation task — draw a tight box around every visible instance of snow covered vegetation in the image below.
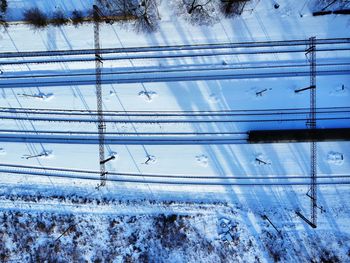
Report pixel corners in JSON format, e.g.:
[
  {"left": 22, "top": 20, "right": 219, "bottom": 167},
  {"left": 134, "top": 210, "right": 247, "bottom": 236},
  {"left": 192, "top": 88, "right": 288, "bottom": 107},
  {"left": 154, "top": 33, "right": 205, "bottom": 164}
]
[
  {"left": 0, "top": 0, "right": 349, "bottom": 262},
  {"left": 1, "top": 196, "right": 349, "bottom": 262}
]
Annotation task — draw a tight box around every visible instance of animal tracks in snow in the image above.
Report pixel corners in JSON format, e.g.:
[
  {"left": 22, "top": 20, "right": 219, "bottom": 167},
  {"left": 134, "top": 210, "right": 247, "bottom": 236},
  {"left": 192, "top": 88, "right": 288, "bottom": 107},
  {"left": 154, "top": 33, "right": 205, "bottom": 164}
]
[{"left": 196, "top": 154, "right": 209, "bottom": 167}]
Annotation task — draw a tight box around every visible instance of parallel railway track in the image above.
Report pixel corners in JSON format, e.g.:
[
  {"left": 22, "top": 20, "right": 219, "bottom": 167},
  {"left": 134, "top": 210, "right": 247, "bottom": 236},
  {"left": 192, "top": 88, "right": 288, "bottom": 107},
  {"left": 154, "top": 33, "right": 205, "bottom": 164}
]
[
  {"left": 1, "top": 38, "right": 349, "bottom": 87},
  {"left": 1, "top": 163, "right": 349, "bottom": 186},
  {"left": 2, "top": 48, "right": 350, "bottom": 65},
  {"left": 1, "top": 38, "right": 349, "bottom": 59},
  {"left": 1, "top": 69, "right": 349, "bottom": 88}
]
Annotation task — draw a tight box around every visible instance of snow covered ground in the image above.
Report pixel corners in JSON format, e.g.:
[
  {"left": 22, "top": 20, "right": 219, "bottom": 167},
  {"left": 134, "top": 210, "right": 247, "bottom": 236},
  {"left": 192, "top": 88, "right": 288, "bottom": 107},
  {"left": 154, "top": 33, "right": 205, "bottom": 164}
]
[
  {"left": 1, "top": 193, "right": 350, "bottom": 262},
  {"left": 0, "top": 0, "right": 350, "bottom": 262}
]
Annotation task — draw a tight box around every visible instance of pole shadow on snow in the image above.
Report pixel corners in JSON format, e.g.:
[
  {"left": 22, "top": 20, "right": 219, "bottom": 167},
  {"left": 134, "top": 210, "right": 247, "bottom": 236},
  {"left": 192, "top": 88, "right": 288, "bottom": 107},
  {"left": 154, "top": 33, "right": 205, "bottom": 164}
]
[{"left": 138, "top": 16, "right": 292, "bottom": 261}]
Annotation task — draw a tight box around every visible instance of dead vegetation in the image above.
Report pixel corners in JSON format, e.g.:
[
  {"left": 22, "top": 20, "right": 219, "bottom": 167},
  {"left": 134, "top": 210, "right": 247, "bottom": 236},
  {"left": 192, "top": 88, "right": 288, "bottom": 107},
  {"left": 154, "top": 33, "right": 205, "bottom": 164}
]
[
  {"left": 23, "top": 7, "right": 48, "bottom": 29},
  {"left": 51, "top": 10, "right": 69, "bottom": 27}
]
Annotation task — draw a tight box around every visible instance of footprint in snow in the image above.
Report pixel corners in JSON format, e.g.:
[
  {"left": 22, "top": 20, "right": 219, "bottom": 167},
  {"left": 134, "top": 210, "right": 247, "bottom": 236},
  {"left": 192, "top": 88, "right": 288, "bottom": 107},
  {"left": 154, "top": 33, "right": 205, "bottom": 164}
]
[
  {"left": 196, "top": 154, "right": 209, "bottom": 167},
  {"left": 208, "top": 93, "right": 220, "bottom": 104}
]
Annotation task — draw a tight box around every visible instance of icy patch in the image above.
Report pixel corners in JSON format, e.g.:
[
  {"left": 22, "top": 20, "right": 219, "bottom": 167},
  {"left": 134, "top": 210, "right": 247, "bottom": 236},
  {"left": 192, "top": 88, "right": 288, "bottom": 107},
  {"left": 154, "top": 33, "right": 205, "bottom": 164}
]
[
  {"left": 196, "top": 154, "right": 209, "bottom": 167},
  {"left": 329, "top": 84, "right": 349, "bottom": 96},
  {"left": 22, "top": 150, "right": 54, "bottom": 160},
  {"left": 138, "top": 90, "right": 158, "bottom": 102},
  {"left": 327, "top": 151, "right": 344, "bottom": 166},
  {"left": 252, "top": 153, "right": 271, "bottom": 166},
  {"left": 0, "top": 148, "right": 6, "bottom": 155},
  {"left": 207, "top": 93, "right": 220, "bottom": 104},
  {"left": 18, "top": 92, "right": 54, "bottom": 101},
  {"left": 143, "top": 155, "right": 157, "bottom": 165}
]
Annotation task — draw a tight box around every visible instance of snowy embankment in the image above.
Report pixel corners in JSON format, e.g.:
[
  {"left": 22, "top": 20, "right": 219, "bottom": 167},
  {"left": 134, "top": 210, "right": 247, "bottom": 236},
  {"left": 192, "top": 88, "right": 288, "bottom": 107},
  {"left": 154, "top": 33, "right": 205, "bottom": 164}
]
[{"left": 0, "top": 195, "right": 350, "bottom": 263}]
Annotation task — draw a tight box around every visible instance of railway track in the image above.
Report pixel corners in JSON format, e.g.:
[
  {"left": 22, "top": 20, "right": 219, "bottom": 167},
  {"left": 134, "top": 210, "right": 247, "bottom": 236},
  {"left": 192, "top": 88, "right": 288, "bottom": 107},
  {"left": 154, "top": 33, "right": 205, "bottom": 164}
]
[
  {"left": 1, "top": 68, "right": 349, "bottom": 88},
  {"left": 1, "top": 38, "right": 349, "bottom": 88},
  {"left": 0, "top": 107, "right": 348, "bottom": 144},
  {"left": 0, "top": 134, "right": 247, "bottom": 145},
  {"left": 1, "top": 38, "right": 349, "bottom": 59},
  {"left": 1, "top": 163, "right": 349, "bottom": 186},
  {"left": 1, "top": 106, "right": 349, "bottom": 114},
  {"left": 2, "top": 62, "right": 350, "bottom": 80},
  {"left": 0, "top": 115, "right": 348, "bottom": 123},
  {"left": 0, "top": 106, "right": 348, "bottom": 117},
  {"left": 2, "top": 48, "right": 350, "bottom": 65}
]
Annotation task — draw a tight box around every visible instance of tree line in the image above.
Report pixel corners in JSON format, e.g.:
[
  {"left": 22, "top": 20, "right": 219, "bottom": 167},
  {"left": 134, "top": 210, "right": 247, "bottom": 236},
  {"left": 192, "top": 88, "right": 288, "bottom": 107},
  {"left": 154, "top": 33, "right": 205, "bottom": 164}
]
[{"left": 14, "top": 0, "right": 251, "bottom": 32}]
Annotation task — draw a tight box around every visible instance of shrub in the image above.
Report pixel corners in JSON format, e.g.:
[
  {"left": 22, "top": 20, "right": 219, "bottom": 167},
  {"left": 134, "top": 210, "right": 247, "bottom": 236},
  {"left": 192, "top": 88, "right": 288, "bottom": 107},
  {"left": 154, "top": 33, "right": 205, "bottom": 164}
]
[
  {"left": 132, "top": 0, "right": 159, "bottom": 33},
  {"left": 219, "top": 0, "right": 250, "bottom": 18},
  {"left": 174, "top": 0, "right": 219, "bottom": 26},
  {"left": 0, "top": 0, "right": 7, "bottom": 14},
  {"left": 71, "top": 10, "right": 84, "bottom": 26},
  {"left": 23, "top": 7, "right": 48, "bottom": 28},
  {"left": 51, "top": 10, "right": 69, "bottom": 26},
  {"left": 0, "top": 15, "right": 8, "bottom": 27}
]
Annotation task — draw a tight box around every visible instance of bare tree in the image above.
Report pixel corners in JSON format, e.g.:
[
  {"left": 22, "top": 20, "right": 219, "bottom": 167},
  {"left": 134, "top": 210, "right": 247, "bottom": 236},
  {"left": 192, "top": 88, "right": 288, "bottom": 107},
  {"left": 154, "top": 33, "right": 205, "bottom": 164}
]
[
  {"left": 175, "top": 0, "right": 219, "bottom": 26},
  {"left": 1, "top": 0, "right": 7, "bottom": 14},
  {"left": 132, "top": 0, "right": 160, "bottom": 33},
  {"left": 51, "top": 10, "right": 69, "bottom": 27},
  {"left": 0, "top": 0, "right": 7, "bottom": 27},
  {"left": 219, "top": 0, "right": 249, "bottom": 17},
  {"left": 93, "top": 0, "right": 160, "bottom": 32},
  {"left": 99, "top": 0, "right": 135, "bottom": 18},
  {"left": 71, "top": 10, "right": 84, "bottom": 26},
  {"left": 23, "top": 8, "right": 48, "bottom": 29}
]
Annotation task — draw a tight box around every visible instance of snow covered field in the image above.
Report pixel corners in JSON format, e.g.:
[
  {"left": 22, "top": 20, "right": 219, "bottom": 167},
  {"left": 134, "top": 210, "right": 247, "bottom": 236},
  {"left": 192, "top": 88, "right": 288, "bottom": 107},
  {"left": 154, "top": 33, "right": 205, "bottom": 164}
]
[{"left": 0, "top": 0, "right": 350, "bottom": 262}]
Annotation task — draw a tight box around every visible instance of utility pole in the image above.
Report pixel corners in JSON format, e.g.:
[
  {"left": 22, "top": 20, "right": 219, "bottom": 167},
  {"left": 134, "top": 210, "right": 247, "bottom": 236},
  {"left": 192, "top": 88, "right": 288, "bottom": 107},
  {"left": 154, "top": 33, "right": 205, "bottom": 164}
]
[
  {"left": 297, "top": 37, "right": 317, "bottom": 228},
  {"left": 93, "top": 3, "right": 108, "bottom": 190},
  {"left": 309, "top": 36, "right": 317, "bottom": 228}
]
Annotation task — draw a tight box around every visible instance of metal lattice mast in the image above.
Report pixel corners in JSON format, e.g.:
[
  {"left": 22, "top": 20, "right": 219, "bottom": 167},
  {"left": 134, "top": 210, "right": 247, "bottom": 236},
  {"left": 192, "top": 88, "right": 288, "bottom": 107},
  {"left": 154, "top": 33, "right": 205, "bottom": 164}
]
[
  {"left": 295, "top": 37, "right": 317, "bottom": 228},
  {"left": 93, "top": 4, "right": 107, "bottom": 189},
  {"left": 309, "top": 36, "right": 317, "bottom": 227}
]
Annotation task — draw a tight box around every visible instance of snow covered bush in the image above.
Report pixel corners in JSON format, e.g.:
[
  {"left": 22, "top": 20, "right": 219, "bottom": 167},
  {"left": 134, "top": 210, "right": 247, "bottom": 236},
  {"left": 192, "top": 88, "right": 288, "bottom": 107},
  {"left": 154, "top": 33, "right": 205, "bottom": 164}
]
[
  {"left": 131, "top": 0, "right": 160, "bottom": 33},
  {"left": 71, "top": 10, "right": 85, "bottom": 26},
  {"left": 0, "top": 0, "right": 7, "bottom": 14},
  {"left": 173, "top": 0, "right": 249, "bottom": 26},
  {"left": 91, "top": 0, "right": 160, "bottom": 33},
  {"left": 173, "top": 0, "right": 220, "bottom": 26},
  {"left": 23, "top": 8, "right": 48, "bottom": 29},
  {"left": 219, "top": 0, "right": 250, "bottom": 17},
  {"left": 51, "top": 10, "right": 69, "bottom": 27}
]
